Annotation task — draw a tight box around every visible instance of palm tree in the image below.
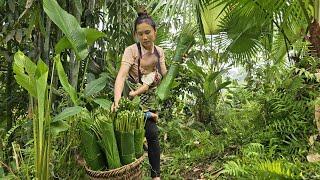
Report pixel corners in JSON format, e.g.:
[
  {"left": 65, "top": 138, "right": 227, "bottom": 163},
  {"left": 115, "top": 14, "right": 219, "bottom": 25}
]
[{"left": 150, "top": 0, "right": 315, "bottom": 66}]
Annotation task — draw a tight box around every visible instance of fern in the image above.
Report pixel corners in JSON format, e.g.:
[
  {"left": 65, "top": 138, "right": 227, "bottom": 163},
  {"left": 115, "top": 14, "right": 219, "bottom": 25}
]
[
  {"left": 3, "top": 118, "right": 29, "bottom": 149},
  {"left": 254, "top": 160, "right": 296, "bottom": 179},
  {"left": 223, "top": 160, "right": 248, "bottom": 177},
  {"left": 224, "top": 148, "right": 299, "bottom": 179},
  {"left": 241, "top": 143, "right": 265, "bottom": 159}
]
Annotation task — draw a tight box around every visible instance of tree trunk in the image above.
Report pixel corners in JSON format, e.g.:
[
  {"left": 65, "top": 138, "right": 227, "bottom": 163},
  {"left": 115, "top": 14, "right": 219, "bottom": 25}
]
[
  {"left": 316, "top": 0, "right": 320, "bottom": 22},
  {"left": 44, "top": 16, "right": 51, "bottom": 64},
  {"left": 5, "top": 56, "right": 12, "bottom": 134},
  {"left": 314, "top": 1, "right": 320, "bottom": 135},
  {"left": 69, "top": 1, "right": 82, "bottom": 90},
  {"left": 4, "top": 49, "right": 13, "bottom": 165}
]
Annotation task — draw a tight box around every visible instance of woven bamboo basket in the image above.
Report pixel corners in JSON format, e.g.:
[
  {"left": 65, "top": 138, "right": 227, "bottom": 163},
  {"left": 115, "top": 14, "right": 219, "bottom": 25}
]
[{"left": 77, "top": 153, "right": 146, "bottom": 180}]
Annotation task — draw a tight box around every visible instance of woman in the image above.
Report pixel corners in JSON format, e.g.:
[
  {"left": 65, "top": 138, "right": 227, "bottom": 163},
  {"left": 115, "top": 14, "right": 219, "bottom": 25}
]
[{"left": 112, "top": 10, "right": 167, "bottom": 180}]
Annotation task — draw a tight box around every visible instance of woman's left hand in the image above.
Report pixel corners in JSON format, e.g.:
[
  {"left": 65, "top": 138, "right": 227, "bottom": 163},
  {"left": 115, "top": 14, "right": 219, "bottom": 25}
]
[
  {"left": 151, "top": 112, "right": 159, "bottom": 123},
  {"left": 129, "top": 91, "right": 136, "bottom": 97}
]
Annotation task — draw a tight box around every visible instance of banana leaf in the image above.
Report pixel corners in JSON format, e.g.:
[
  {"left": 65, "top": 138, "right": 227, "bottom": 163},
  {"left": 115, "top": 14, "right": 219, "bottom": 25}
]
[
  {"left": 115, "top": 130, "right": 135, "bottom": 165},
  {"left": 156, "top": 25, "right": 197, "bottom": 100}
]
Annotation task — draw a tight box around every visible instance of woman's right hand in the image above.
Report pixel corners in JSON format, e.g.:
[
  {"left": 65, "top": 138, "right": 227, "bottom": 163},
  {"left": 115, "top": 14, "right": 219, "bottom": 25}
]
[
  {"left": 111, "top": 102, "right": 119, "bottom": 112},
  {"left": 113, "top": 62, "right": 130, "bottom": 112}
]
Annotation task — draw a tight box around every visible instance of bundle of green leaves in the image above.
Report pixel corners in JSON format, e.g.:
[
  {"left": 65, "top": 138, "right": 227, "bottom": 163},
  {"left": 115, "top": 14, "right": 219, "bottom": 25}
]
[
  {"left": 114, "top": 98, "right": 145, "bottom": 164},
  {"left": 114, "top": 110, "right": 137, "bottom": 165},
  {"left": 92, "top": 109, "right": 121, "bottom": 169},
  {"left": 79, "top": 112, "right": 106, "bottom": 170}
]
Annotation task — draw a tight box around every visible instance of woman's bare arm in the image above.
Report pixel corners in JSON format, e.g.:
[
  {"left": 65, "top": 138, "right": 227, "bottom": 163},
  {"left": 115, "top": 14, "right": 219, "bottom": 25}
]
[
  {"left": 160, "top": 62, "right": 167, "bottom": 76},
  {"left": 113, "top": 64, "right": 130, "bottom": 109},
  {"left": 129, "top": 84, "right": 149, "bottom": 97}
]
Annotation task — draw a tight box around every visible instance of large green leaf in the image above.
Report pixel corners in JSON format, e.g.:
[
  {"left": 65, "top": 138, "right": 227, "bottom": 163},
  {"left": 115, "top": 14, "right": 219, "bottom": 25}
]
[
  {"left": 156, "top": 64, "right": 179, "bottom": 101},
  {"left": 55, "top": 37, "right": 71, "bottom": 55},
  {"left": 156, "top": 26, "right": 196, "bottom": 100},
  {"left": 36, "top": 59, "right": 49, "bottom": 78},
  {"left": 14, "top": 51, "right": 37, "bottom": 76},
  {"left": 14, "top": 72, "right": 37, "bottom": 97},
  {"left": 84, "top": 73, "right": 108, "bottom": 97},
  {"left": 35, "top": 59, "right": 49, "bottom": 154},
  {"left": 43, "top": 0, "right": 88, "bottom": 60},
  {"left": 149, "top": 0, "right": 212, "bottom": 41},
  {"left": 201, "top": 2, "right": 226, "bottom": 35},
  {"left": 54, "top": 56, "right": 78, "bottom": 105},
  {"left": 13, "top": 51, "right": 37, "bottom": 97},
  {"left": 85, "top": 28, "right": 106, "bottom": 45},
  {"left": 51, "top": 121, "right": 70, "bottom": 137},
  {"left": 52, "top": 106, "right": 83, "bottom": 122},
  {"left": 93, "top": 99, "right": 112, "bottom": 110},
  {"left": 55, "top": 28, "right": 105, "bottom": 54}
]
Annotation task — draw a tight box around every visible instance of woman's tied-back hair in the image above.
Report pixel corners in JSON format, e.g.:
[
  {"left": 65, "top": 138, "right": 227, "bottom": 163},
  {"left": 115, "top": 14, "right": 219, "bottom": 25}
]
[{"left": 134, "top": 6, "right": 156, "bottom": 32}]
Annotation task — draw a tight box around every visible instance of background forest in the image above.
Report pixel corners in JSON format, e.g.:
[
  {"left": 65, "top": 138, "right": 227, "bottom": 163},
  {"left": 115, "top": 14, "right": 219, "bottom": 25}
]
[{"left": 1, "top": 0, "right": 320, "bottom": 179}]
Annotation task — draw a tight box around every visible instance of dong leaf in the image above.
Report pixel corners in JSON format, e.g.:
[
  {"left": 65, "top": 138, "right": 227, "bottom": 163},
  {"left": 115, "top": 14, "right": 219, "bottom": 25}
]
[
  {"left": 84, "top": 73, "right": 108, "bottom": 97},
  {"left": 52, "top": 106, "right": 83, "bottom": 122},
  {"left": 13, "top": 51, "right": 37, "bottom": 97},
  {"left": 51, "top": 121, "right": 70, "bottom": 137},
  {"left": 93, "top": 99, "right": 112, "bottom": 110},
  {"left": 55, "top": 28, "right": 105, "bottom": 55},
  {"left": 43, "top": 0, "right": 88, "bottom": 60},
  {"left": 14, "top": 72, "right": 37, "bottom": 97},
  {"left": 54, "top": 56, "right": 78, "bottom": 105}
]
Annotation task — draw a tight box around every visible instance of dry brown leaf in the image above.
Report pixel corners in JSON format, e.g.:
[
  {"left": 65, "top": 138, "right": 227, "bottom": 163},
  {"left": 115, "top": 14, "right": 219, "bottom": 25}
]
[
  {"left": 308, "top": 134, "right": 318, "bottom": 146},
  {"left": 207, "top": 165, "right": 214, "bottom": 172},
  {"left": 15, "top": 29, "right": 23, "bottom": 43},
  {"left": 307, "top": 153, "right": 320, "bottom": 163},
  {"left": 193, "top": 167, "right": 201, "bottom": 172}
]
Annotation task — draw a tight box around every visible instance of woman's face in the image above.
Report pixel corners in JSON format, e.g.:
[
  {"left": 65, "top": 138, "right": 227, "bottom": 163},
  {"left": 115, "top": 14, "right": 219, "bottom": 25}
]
[{"left": 135, "top": 22, "right": 156, "bottom": 50}]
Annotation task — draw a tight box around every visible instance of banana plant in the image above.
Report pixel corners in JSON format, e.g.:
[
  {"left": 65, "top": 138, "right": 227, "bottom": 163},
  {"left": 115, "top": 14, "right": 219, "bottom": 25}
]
[
  {"left": 13, "top": 51, "right": 84, "bottom": 179},
  {"left": 186, "top": 61, "right": 231, "bottom": 127}
]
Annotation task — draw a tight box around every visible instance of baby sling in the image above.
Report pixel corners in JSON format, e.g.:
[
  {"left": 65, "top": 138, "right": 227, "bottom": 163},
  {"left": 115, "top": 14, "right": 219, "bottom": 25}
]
[{"left": 128, "top": 43, "right": 162, "bottom": 84}]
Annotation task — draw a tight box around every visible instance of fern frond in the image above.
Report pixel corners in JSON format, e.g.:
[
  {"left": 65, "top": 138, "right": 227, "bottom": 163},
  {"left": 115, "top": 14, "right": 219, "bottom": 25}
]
[
  {"left": 255, "top": 160, "right": 296, "bottom": 179},
  {"left": 241, "top": 143, "right": 265, "bottom": 159},
  {"left": 223, "top": 160, "right": 248, "bottom": 177}
]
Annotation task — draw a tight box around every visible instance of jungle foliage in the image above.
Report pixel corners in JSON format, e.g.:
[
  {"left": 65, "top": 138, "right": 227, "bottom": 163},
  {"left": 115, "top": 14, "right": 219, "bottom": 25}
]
[{"left": 1, "top": 0, "right": 320, "bottom": 179}]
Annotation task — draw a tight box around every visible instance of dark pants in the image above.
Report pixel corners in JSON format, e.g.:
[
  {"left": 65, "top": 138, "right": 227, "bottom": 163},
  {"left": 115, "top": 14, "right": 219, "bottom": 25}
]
[{"left": 145, "top": 116, "right": 160, "bottom": 178}]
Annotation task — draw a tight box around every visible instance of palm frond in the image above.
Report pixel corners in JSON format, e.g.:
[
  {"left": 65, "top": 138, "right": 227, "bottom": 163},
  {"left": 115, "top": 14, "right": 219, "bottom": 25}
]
[
  {"left": 215, "top": 0, "right": 310, "bottom": 65},
  {"left": 148, "top": 0, "right": 212, "bottom": 41},
  {"left": 270, "top": 32, "right": 288, "bottom": 64}
]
